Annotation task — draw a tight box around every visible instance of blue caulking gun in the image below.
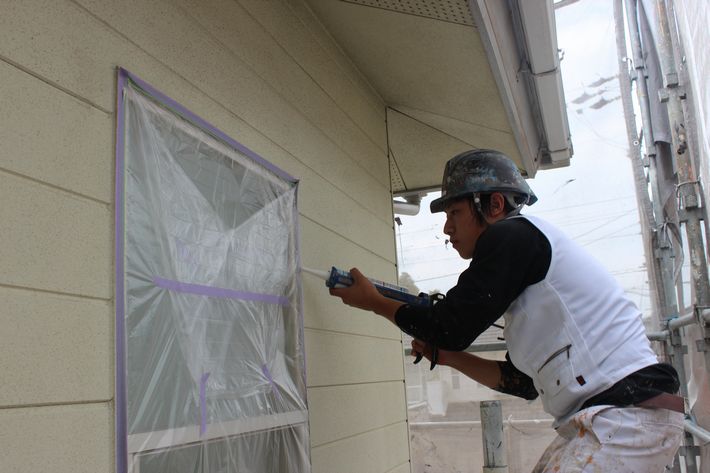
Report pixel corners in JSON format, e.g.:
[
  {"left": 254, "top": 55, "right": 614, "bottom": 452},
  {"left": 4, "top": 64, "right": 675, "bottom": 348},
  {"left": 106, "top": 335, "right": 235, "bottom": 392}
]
[
  {"left": 301, "top": 266, "right": 430, "bottom": 307},
  {"left": 303, "top": 266, "right": 441, "bottom": 369}
]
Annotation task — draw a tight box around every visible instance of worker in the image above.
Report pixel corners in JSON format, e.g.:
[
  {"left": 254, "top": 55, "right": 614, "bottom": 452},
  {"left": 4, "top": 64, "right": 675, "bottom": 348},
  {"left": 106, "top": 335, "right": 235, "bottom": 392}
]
[{"left": 330, "top": 149, "right": 684, "bottom": 472}]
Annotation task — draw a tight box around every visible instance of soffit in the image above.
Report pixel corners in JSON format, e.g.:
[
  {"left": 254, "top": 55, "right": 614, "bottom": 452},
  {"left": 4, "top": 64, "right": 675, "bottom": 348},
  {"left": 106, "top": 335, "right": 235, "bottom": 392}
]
[{"left": 305, "top": 0, "right": 525, "bottom": 193}]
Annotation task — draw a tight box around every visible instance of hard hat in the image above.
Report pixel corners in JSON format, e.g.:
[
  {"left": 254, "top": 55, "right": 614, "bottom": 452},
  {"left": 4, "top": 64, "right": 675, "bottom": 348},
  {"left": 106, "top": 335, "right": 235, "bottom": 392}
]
[{"left": 430, "top": 149, "right": 538, "bottom": 213}]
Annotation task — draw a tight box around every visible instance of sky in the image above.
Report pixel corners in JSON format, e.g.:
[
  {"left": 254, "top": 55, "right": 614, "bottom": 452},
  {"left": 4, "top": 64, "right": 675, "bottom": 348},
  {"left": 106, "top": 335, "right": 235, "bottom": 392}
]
[{"left": 395, "top": 0, "right": 654, "bottom": 315}]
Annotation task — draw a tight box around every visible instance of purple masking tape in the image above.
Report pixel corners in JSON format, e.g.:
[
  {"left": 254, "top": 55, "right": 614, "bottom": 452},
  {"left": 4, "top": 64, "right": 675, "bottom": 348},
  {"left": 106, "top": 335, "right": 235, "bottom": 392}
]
[
  {"left": 200, "top": 372, "right": 210, "bottom": 436},
  {"left": 292, "top": 187, "right": 308, "bottom": 391},
  {"left": 119, "top": 68, "right": 297, "bottom": 184},
  {"left": 115, "top": 68, "right": 129, "bottom": 473},
  {"left": 261, "top": 364, "right": 283, "bottom": 401},
  {"left": 153, "top": 276, "right": 289, "bottom": 306}
]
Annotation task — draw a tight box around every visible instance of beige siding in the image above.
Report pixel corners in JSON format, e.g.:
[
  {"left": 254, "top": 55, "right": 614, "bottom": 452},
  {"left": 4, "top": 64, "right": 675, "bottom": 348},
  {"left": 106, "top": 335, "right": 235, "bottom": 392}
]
[
  {"left": 310, "top": 422, "right": 410, "bottom": 473},
  {"left": 308, "top": 382, "right": 407, "bottom": 446},
  {"left": 0, "top": 61, "right": 114, "bottom": 202},
  {"left": 0, "top": 172, "right": 112, "bottom": 298},
  {"left": 0, "top": 403, "right": 113, "bottom": 473},
  {"left": 305, "top": 330, "right": 405, "bottom": 387},
  {"left": 387, "top": 463, "right": 415, "bottom": 473},
  {"left": 0, "top": 0, "right": 407, "bottom": 472},
  {"left": 0, "top": 287, "right": 112, "bottom": 406}
]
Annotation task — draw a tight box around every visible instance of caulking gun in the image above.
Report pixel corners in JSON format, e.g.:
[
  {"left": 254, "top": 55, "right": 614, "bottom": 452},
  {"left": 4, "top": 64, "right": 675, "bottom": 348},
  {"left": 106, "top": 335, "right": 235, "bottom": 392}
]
[{"left": 302, "top": 266, "right": 430, "bottom": 307}]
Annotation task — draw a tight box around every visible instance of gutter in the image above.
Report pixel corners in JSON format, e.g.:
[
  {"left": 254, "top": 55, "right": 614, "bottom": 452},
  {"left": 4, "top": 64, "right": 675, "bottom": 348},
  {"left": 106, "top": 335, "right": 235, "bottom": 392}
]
[
  {"left": 468, "top": 0, "right": 573, "bottom": 175},
  {"left": 513, "top": 0, "right": 573, "bottom": 165}
]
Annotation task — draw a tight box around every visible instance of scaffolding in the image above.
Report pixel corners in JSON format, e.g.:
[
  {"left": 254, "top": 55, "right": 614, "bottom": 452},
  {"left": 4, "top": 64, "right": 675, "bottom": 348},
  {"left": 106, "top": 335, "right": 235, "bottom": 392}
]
[{"left": 614, "top": 0, "right": 710, "bottom": 471}]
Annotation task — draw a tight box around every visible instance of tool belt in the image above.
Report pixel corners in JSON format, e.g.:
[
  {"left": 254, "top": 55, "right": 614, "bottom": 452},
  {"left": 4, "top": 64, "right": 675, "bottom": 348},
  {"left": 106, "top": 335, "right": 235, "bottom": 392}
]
[
  {"left": 580, "top": 364, "right": 683, "bottom": 414},
  {"left": 636, "top": 392, "right": 685, "bottom": 414}
]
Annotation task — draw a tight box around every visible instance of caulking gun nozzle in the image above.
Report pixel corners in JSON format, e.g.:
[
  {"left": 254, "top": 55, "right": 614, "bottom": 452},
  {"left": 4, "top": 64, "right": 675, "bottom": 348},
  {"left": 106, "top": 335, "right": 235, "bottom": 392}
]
[{"left": 301, "top": 267, "right": 331, "bottom": 281}]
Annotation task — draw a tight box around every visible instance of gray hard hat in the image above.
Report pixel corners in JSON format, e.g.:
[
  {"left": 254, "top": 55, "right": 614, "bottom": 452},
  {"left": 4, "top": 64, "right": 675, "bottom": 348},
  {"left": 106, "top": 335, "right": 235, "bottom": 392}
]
[{"left": 430, "top": 149, "right": 537, "bottom": 213}]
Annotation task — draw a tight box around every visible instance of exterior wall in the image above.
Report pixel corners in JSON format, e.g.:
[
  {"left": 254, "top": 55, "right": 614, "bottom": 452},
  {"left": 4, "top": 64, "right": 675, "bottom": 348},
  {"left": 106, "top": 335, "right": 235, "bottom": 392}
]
[{"left": 0, "top": 1, "right": 409, "bottom": 472}]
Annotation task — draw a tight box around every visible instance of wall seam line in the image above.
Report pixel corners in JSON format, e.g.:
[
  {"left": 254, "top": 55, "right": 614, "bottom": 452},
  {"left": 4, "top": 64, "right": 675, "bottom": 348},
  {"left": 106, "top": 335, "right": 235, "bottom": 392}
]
[
  {"left": 0, "top": 54, "right": 112, "bottom": 114},
  {"left": 0, "top": 282, "right": 112, "bottom": 302},
  {"left": 0, "top": 167, "right": 112, "bottom": 206},
  {"left": 310, "top": 419, "right": 408, "bottom": 448},
  {"left": 0, "top": 399, "right": 113, "bottom": 411}
]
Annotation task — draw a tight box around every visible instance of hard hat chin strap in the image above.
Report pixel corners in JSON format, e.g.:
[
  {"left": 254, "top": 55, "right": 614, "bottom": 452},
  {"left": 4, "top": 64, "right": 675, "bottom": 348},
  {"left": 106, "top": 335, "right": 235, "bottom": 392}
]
[
  {"left": 472, "top": 193, "right": 484, "bottom": 215},
  {"left": 503, "top": 193, "right": 525, "bottom": 218}
]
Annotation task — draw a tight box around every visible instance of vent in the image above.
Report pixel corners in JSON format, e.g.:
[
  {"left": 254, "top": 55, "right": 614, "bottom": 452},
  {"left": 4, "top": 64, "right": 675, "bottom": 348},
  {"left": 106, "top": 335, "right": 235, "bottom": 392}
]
[
  {"left": 340, "top": 0, "right": 475, "bottom": 26},
  {"left": 389, "top": 153, "right": 406, "bottom": 193}
]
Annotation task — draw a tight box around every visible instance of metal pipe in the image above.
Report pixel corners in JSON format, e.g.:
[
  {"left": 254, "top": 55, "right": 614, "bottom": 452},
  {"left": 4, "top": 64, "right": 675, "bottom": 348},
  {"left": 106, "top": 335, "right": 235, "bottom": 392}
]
[
  {"left": 467, "top": 342, "right": 507, "bottom": 353},
  {"left": 480, "top": 401, "right": 508, "bottom": 473},
  {"left": 613, "top": 0, "right": 663, "bottom": 322},
  {"left": 668, "top": 313, "right": 697, "bottom": 330},
  {"left": 409, "top": 419, "right": 552, "bottom": 428},
  {"left": 647, "top": 330, "right": 670, "bottom": 341},
  {"left": 404, "top": 342, "right": 508, "bottom": 357},
  {"left": 405, "top": 330, "right": 691, "bottom": 355},
  {"left": 685, "top": 419, "right": 710, "bottom": 445},
  {"left": 622, "top": 0, "right": 680, "bottom": 327},
  {"left": 624, "top": 0, "right": 657, "bottom": 161}
]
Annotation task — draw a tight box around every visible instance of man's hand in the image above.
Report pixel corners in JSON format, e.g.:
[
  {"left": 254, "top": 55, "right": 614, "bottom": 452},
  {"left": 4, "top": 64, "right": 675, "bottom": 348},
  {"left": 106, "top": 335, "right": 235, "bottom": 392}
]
[
  {"left": 329, "top": 268, "right": 404, "bottom": 323},
  {"left": 329, "top": 268, "right": 383, "bottom": 311},
  {"left": 412, "top": 339, "right": 503, "bottom": 390}
]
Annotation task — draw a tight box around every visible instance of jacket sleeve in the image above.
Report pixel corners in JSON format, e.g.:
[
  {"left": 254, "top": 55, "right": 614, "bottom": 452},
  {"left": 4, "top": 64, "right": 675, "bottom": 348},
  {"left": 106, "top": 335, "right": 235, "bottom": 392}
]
[{"left": 395, "top": 218, "right": 550, "bottom": 351}]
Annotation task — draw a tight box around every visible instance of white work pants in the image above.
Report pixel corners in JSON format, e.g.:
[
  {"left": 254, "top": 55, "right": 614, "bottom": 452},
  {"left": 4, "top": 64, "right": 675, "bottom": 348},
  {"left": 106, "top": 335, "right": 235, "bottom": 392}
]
[{"left": 532, "top": 405, "right": 684, "bottom": 472}]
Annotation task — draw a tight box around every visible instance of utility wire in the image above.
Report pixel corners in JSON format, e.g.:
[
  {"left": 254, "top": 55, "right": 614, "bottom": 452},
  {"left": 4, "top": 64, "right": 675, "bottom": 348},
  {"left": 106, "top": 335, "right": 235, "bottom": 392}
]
[
  {"left": 579, "top": 231, "right": 641, "bottom": 245},
  {"left": 570, "top": 209, "right": 637, "bottom": 240},
  {"left": 580, "top": 222, "right": 642, "bottom": 247}
]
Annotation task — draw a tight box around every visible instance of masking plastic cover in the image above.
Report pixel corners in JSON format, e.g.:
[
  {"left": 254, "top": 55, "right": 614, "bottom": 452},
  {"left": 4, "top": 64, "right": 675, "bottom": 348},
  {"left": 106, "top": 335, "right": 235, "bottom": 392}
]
[{"left": 116, "top": 70, "right": 309, "bottom": 473}]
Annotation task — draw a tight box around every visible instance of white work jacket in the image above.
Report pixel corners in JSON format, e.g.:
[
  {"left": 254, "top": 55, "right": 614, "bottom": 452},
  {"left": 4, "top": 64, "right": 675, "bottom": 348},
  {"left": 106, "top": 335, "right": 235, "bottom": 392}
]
[{"left": 503, "top": 215, "right": 658, "bottom": 427}]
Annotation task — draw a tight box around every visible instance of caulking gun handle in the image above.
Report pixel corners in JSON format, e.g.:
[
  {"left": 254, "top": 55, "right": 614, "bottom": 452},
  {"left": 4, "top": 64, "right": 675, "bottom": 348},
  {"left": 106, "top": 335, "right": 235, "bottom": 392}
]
[
  {"left": 411, "top": 343, "right": 439, "bottom": 370},
  {"left": 413, "top": 351, "right": 424, "bottom": 364}
]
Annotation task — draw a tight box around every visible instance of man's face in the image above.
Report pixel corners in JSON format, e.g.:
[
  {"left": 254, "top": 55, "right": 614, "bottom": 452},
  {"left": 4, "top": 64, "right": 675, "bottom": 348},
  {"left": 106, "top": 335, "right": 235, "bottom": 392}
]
[{"left": 443, "top": 199, "right": 487, "bottom": 260}]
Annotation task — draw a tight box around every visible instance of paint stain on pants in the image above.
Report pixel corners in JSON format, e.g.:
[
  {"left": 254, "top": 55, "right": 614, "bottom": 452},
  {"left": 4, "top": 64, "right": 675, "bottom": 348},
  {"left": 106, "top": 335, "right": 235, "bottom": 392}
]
[{"left": 531, "top": 406, "right": 683, "bottom": 472}]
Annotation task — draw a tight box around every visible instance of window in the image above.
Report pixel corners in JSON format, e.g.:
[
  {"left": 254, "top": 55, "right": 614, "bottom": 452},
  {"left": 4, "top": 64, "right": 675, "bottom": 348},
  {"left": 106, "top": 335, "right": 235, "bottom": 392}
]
[{"left": 115, "top": 69, "right": 309, "bottom": 473}]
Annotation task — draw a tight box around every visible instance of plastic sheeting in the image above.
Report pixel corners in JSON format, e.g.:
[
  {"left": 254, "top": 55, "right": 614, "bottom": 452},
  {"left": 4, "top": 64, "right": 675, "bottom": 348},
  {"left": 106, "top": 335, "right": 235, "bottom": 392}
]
[{"left": 116, "top": 70, "right": 310, "bottom": 473}]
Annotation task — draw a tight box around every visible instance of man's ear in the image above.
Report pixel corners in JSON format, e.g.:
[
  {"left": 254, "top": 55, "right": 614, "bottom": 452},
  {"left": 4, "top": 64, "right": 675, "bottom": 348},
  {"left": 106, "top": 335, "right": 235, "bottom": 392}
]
[{"left": 490, "top": 193, "right": 506, "bottom": 217}]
